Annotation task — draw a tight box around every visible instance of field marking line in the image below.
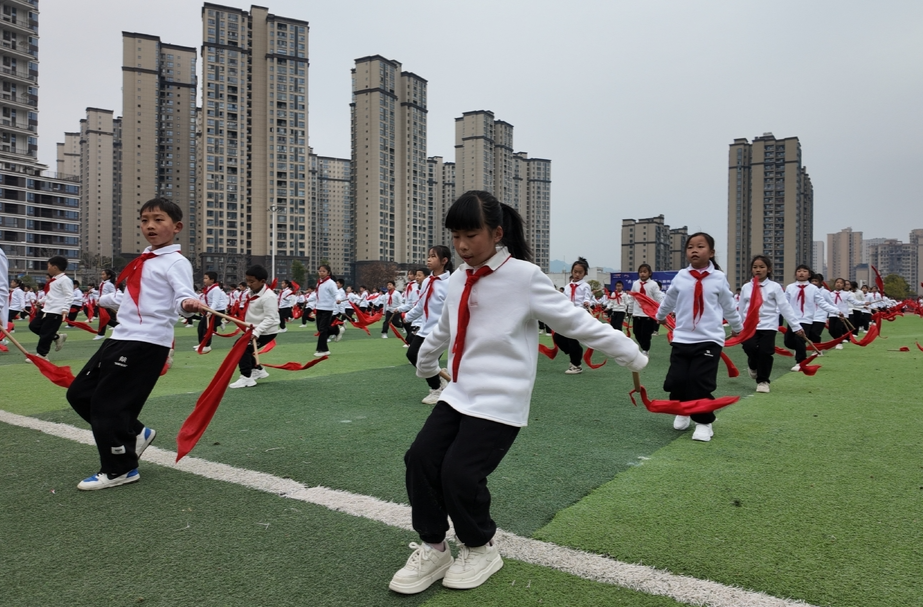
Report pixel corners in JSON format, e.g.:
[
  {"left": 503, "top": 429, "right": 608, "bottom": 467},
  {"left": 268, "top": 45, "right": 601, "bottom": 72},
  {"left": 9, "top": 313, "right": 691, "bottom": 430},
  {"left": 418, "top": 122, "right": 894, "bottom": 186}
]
[{"left": 0, "top": 409, "right": 815, "bottom": 607}]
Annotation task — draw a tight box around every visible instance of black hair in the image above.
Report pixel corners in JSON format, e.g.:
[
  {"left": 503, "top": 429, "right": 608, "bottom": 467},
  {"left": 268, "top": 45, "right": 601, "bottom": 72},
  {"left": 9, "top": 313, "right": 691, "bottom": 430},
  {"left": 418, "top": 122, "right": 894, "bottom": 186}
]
[
  {"left": 359, "top": 284, "right": 368, "bottom": 291},
  {"left": 48, "top": 255, "right": 68, "bottom": 272},
  {"left": 571, "top": 256, "right": 589, "bottom": 275},
  {"left": 238, "top": 282, "right": 247, "bottom": 288},
  {"left": 686, "top": 232, "right": 721, "bottom": 271},
  {"left": 615, "top": 280, "right": 623, "bottom": 287},
  {"left": 813, "top": 273, "right": 824, "bottom": 282},
  {"left": 750, "top": 254, "right": 773, "bottom": 278},
  {"left": 245, "top": 265, "right": 268, "bottom": 281},
  {"left": 73, "top": 280, "right": 80, "bottom": 287},
  {"left": 794, "top": 264, "right": 813, "bottom": 277},
  {"left": 387, "top": 280, "right": 395, "bottom": 287},
  {"left": 102, "top": 268, "right": 115, "bottom": 282},
  {"left": 204, "top": 271, "right": 218, "bottom": 282},
  {"left": 637, "top": 263, "right": 652, "bottom": 274},
  {"left": 140, "top": 197, "right": 183, "bottom": 222},
  {"left": 445, "top": 190, "right": 533, "bottom": 262},
  {"left": 336, "top": 279, "right": 344, "bottom": 286},
  {"left": 11, "top": 278, "right": 21, "bottom": 287},
  {"left": 429, "top": 245, "right": 454, "bottom": 273}
]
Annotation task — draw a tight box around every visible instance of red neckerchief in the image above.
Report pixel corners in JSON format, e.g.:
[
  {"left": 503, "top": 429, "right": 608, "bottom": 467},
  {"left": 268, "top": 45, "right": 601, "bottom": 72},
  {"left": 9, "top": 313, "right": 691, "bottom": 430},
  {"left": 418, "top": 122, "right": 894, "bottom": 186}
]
[
  {"left": 834, "top": 291, "right": 842, "bottom": 304},
  {"left": 796, "top": 283, "right": 808, "bottom": 314},
  {"left": 116, "top": 251, "right": 160, "bottom": 321},
  {"left": 639, "top": 280, "right": 647, "bottom": 296},
  {"left": 387, "top": 289, "right": 394, "bottom": 306},
  {"left": 569, "top": 283, "right": 578, "bottom": 302},
  {"left": 241, "top": 286, "right": 264, "bottom": 317},
  {"left": 451, "top": 255, "right": 511, "bottom": 381},
  {"left": 689, "top": 269, "right": 710, "bottom": 328},
  {"left": 422, "top": 275, "right": 441, "bottom": 318},
  {"left": 43, "top": 279, "right": 55, "bottom": 294},
  {"left": 316, "top": 277, "right": 330, "bottom": 291}
]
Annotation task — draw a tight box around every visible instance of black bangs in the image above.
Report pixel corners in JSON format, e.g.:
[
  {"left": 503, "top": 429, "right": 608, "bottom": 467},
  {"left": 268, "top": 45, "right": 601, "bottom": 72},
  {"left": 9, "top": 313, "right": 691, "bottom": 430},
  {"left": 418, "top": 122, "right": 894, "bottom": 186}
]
[{"left": 444, "top": 191, "right": 487, "bottom": 232}]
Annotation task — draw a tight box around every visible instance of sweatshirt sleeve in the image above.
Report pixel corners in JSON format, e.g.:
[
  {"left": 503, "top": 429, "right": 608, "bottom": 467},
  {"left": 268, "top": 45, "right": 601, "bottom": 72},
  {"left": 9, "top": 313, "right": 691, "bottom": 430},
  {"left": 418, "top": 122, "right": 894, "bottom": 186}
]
[
  {"left": 814, "top": 289, "right": 840, "bottom": 316},
  {"left": 717, "top": 276, "right": 743, "bottom": 333},
  {"left": 774, "top": 287, "right": 802, "bottom": 332},
  {"left": 655, "top": 281, "right": 678, "bottom": 321},
  {"left": 416, "top": 295, "right": 452, "bottom": 379},
  {"left": 533, "top": 270, "right": 647, "bottom": 371},
  {"left": 168, "top": 259, "right": 197, "bottom": 318}
]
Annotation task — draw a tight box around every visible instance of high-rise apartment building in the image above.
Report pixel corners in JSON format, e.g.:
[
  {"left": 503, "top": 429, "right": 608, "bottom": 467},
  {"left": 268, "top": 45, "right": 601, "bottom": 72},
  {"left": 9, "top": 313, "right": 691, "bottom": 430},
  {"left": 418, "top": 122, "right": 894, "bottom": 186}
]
[
  {"left": 426, "top": 155, "right": 455, "bottom": 249},
  {"left": 309, "top": 153, "right": 352, "bottom": 277},
  {"left": 121, "top": 32, "right": 198, "bottom": 262},
  {"left": 670, "top": 226, "right": 689, "bottom": 271},
  {"left": 453, "top": 111, "right": 551, "bottom": 270},
  {"left": 867, "top": 230, "right": 923, "bottom": 294},
  {"left": 812, "top": 240, "right": 826, "bottom": 277},
  {"left": 198, "top": 4, "right": 308, "bottom": 282},
  {"left": 57, "top": 108, "right": 120, "bottom": 266},
  {"left": 727, "top": 133, "right": 813, "bottom": 288},
  {"left": 827, "top": 227, "right": 862, "bottom": 282},
  {"left": 861, "top": 237, "right": 886, "bottom": 264},
  {"left": 621, "top": 215, "right": 676, "bottom": 272},
  {"left": 351, "top": 55, "right": 428, "bottom": 277},
  {"left": 1, "top": 0, "right": 81, "bottom": 277}
]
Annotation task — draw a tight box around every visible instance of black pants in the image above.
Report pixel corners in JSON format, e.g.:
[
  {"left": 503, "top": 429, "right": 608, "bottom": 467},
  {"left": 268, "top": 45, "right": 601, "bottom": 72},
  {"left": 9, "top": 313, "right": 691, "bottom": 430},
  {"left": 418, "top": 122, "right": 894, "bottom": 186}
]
[
  {"left": 405, "top": 401, "right": 520, "bottom": 547},
  {"left": 96, "top": 308, "right": 119, "bottom": 336},
  {"left": 279, "top": 307, "right": 293, "bottom": 329},
  {"left": 783, "top": 324, "right": 807, "bottom": 363},
  {"left": 633, "top": 316, "right": 657, "bottom": 352},
  {"left": 828, "top": 317, "right": 846, "bottom": 340},
  {"left": 197, "top": 309, "right": 226, "bottom": 348},
  {"left": 609, "top": 311, "right": 625, "bottom": 333},
  {"left": 809, "top": 321, "right": 826, "bottom": 344},
  {"left": 407, "top": 334, "right": 442, "bottom": 389},
  {"left": 66, "top": 340, "right": 169, "bottom": 476},
  {"left": 860, "top": 312, "right": 871, "bottom": 331},
  {"left": 663, "top": 341, "right": 722, "bottom": 424},
  {"left": 742, "top": 329, "right": 776, "bottom": 384},
  {"left": 29, "top": 313, "right": 63, "bottom": 356},
  {"left": 301, "top": 309, "right": 315, "bottom": 325},
  {"left": 68, "top": 305, "right": 81, "bottom": 322},
  {"left": 8, "top": 309, "right": 22, "bottom": 322},
  {"left": 315, "top": 309, "right": 333, "bottom": 351},
  {"left": 237, "top": 332, "right": 276, "bottom": 378},
  {"left": 552, "top": 332, "right": 583, "bottom": 366},
  {"left": 383, "top": 310, "right": 401, "bottom": 334}
]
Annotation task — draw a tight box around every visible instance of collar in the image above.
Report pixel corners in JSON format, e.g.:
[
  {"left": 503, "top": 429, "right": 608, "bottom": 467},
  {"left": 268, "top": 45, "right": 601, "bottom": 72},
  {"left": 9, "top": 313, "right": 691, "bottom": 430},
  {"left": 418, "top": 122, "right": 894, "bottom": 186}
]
[
  {"left": 461, "top": 246, "right": 511, "bottom": 273},
  {"left": 146, "top": 244, "right": 182, "bottom": 257},
  {"left": 686, "top": 261, "right": 714, "bottom": 273}
]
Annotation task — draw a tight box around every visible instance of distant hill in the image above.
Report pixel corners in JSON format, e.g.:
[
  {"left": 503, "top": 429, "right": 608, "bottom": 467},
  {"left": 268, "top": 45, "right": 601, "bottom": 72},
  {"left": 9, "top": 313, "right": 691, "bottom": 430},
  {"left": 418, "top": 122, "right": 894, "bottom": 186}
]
[{"left": 549, "top": 259, "right": 616, "bottom": 273}]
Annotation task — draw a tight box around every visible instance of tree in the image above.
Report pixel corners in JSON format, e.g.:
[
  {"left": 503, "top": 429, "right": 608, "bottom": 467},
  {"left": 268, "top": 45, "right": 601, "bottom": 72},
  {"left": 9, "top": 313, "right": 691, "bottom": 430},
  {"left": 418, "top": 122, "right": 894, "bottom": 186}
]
[
  {"left": 356, "top": 261, "right": 400, "bottom": 290},
  {"left": 291, "top": 260, "right": 306, "bottom": 286},
  {"left": 588, "top": 279, "right": 604, "bottom": 298},
  {"left": 882, "top": 274, "right": 909, "bottom": 299}
]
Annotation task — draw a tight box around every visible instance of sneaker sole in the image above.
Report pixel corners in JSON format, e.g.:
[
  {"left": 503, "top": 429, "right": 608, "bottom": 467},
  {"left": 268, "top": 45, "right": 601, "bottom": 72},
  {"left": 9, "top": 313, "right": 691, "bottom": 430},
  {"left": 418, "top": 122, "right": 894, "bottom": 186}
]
[
  {"left": 442, "top": 554, "right": 503, "bottom": 589},
  {"left": 77, "top": 472, "right": 140, "bottom": 491},
  {"left": 388, "top": 561, "right": 452, "bottom": 594}
]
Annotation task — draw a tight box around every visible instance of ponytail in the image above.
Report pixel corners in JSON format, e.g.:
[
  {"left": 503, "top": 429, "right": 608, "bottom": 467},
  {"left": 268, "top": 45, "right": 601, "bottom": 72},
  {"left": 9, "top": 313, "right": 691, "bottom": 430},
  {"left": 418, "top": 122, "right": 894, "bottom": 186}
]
[
  {"left": 499, "top": 203, "right": 533, "bottom": 263},
  {"left": 445, "top": 191, "right": 534, "bottom": 263}
]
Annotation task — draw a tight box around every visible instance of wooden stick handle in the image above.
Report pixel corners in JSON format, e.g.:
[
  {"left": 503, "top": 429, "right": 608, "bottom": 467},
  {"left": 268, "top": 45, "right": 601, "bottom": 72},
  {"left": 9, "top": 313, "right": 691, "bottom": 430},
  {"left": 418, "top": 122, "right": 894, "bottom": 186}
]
[
  {"left": 632, "top": 371, "right": 642, "bottom": 391},
  {"left": 252, "top": 338, "right": 261, "bottom": 366},
  {"left": 842, "top": 317, "right": 856, "bottom": 332},
  {"left": 439, "top": 369, "right": 452, "bottom": 382},
  {"left": 799, "top": 332, "right": 823, "bottom": 356},
  {"left": 201, "top": 305, "right": 249, "bottom": 329},
  {"left": 0, "top": 324, "right": 31, "bottom": 357}
]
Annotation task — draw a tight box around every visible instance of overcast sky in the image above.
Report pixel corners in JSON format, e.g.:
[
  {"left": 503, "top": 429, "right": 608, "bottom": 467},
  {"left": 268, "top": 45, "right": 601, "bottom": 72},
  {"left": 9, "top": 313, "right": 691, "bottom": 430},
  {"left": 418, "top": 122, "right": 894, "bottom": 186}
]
[{"left": 38, "top": 0, "right": 923, "bottom": 270}]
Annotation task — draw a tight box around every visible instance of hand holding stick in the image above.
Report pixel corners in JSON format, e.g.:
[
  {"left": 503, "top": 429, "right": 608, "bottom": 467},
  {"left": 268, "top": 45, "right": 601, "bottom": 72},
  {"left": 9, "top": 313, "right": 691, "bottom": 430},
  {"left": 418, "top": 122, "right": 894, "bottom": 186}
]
[{"left": 201, "top": 305, "right": 250, "bottom": 329}]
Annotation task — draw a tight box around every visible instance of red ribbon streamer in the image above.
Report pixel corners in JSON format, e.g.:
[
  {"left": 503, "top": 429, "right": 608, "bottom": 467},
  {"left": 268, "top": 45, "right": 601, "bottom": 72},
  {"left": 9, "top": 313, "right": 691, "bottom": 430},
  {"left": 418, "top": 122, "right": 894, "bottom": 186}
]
[
  {"left": 65, "top": 319, "right": 98, "bottom": 334},
  {"left": 724, "top": 276, "right": 763, "bottom": 347},
  {"left": 583, "top": 348, "right": 607, "bottom": 369},
  {"left": 389, "top": 320, "right": 408, "bottom": 344},
  {"left": 27, "top": 353, "right": 75, "bottom": 388},
  {"left": 720, "top": 351, "right": 740, "bottom": 377},
  {"left": 261, "top": 356, "right": 327, "bottom": 371},
  {"left": 797, "top": 354, "right": 822, "bottom": 376},
  {"left": 628, "top": 384, "right": 739, "bottom": 415},
  {"left": 774, "top": 346, "right": 794, "bottom": 357},
  {"left": 916, "top": 341, "right": 923, "bottom": 352},
  {"left": 849, "top": 324, "right": 880, "bottom": 347},
  {"left": 258, "top": 339, "right": 276, "bottom": 354},
  {"left": 176, "top": 328, "right": 254, "bottom": 461}
]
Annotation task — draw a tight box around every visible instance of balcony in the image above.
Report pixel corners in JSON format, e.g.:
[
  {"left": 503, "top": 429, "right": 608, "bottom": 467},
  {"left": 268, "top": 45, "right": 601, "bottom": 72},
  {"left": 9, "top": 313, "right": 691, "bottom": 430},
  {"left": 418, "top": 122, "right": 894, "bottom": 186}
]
[
  {"left": 0, "top": 64, "right": 35, "bottom": 82},
  {"left": 1, "top": 91, "right": 37, "bottom": 108}
]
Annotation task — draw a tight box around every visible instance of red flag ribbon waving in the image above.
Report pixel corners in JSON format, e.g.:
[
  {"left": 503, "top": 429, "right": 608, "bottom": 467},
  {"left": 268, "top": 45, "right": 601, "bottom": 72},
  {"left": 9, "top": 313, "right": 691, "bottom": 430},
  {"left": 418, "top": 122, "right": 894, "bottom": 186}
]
[
  {"left": 538, "top": 330, "right": 559, "bottom": 359},
  {"left": 628, "top": 372, "right": 739, "bottom": 415},
  {"left": 725, "top": 276, "right": 763, "bottom": 347},
  {"left": 583, "top": 348, "right": 607, "bottom": 369}
]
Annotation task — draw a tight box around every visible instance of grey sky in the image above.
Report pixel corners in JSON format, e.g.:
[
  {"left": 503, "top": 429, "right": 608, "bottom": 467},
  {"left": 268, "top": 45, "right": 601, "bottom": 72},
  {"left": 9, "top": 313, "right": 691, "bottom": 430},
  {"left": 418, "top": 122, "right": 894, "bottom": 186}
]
[{"left": 38, "top": 0, "right": 923, "bottom": 271}]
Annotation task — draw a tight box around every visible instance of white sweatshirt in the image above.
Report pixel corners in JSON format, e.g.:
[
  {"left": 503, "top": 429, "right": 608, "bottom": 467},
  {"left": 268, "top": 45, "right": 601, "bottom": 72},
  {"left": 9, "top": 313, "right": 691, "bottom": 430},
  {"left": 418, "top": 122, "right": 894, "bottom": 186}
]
[
  {"left": 244, "top": 284, "right": 281, "bottom": 338},
  {"left": 739, "top": 279, "right": 802, "bottom": 332},
  {"left": 784, "top": 282, "right": 840, "bottom": 326},
  {"left": 404, "top": 271, "right": 450, "bottom": 337},
  {"left": 417, "top": 247, "right": 647, "bottom": 427},
  {"left": 656, "top": 263, "right": 743, "bottom": 346},
  {"left": 627, "top": 279, "right": 661, "bottom": 317}
]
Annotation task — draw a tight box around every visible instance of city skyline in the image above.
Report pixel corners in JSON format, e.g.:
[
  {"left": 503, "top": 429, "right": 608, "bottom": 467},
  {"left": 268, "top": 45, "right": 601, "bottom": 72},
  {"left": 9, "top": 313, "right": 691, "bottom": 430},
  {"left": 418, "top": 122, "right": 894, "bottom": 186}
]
[{"left": 35, "top": 0, "right": 923, "bottom": 269}]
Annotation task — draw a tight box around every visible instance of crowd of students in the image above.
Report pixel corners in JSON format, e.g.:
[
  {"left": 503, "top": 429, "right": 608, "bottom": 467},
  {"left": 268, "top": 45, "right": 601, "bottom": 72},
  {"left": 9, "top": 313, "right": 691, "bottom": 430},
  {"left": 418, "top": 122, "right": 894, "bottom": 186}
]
[{"left": 1, "top": 190, "right": 916, "bottom": 596}]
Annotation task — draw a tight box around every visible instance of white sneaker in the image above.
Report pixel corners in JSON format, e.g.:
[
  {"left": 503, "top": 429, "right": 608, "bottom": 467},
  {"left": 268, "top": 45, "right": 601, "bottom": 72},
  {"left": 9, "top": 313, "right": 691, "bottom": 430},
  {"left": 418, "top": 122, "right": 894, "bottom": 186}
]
[
  {"left": 442, "top": 541, "right": 503, "bottom": 590},
  {"left": 403, "top": 343, "right": 410, "bottom": 348},
  {"left": 93, "top": 335, "right": 106, "bottom": 341},
  {"left": 791, "top": 364, "right": 801, "bottom": 372},
  {"left": 389, "top": 542, "right": 453, "bottom": 595},
  {"left": 421, "top": 388, "right": 442, "bottom": 405},
  {"left": 673, "top": 415, "right": 690, "bottom": 430},
  {"left": 54, "top": 332, "right": 67, "bottom": 351},
  {"left": 564, "top": 364, "right": 583, "bottom": 375},
  {"left": 692, "top": 423, "right": 714, "bottom": 442},
  {"left": 165, "top": 349, "right": 174, "bottom": 370},
  {"left": 229, "top": 375, "right": 257, "bottom": 389},
  {"left": 136, "top": 427, "right": 156, "bottom": 457},
  {"left": 77, "top": 469, "right": 140, "bottom": 491},
  {"left": 278, "top": 328, "right": 288, "bottom": 333},
  {"left": 314, "top": 351, "right": 331, "bottom": 357},
  {"left": 747, "top": 367, "right": 757, "bottom": 380},
  {"left": 251, "top": 368, "right": 270, "bottom": 380},
  {"left": 197, "top": 346, "right": 212, "bottom": 354},
  {"left": 382, "top": 334, "right": 388, "bottom": 339},
  {"left": 640, "top": 350, "right": 648, "bottom": 356},
  {"left": 756, "top": 382, "right": 770, "bottom": 393},
  {"left": 185, "top": 323, "right": 195, "bottom": 328},
  {"left": 335, "top": 326, "right": 345, "bottom": 342},
  {"left": 834, "top": 344, "right": 843, "bottom": 350}
]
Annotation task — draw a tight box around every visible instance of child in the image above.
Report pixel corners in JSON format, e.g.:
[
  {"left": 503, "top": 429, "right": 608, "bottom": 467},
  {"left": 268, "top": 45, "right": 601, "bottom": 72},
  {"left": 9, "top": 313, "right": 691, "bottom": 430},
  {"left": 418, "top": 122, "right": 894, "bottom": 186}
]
[
  {"left": 333, "top": 279, "right": 348, "bottom": 342},
  {"left": 391, "top": 191, "right": 647, "bottom": 594},
  {"left": 655, "top": 233, "right": 742, "bottom": 441},
  {"left": 8, "top": 278, "right": 24, "bottom": 323},
  {"left": 313, "top": 265, "right": 338, "bottom": 356},
  {"left": 783, "top": 265, "right": 841, "bottom": 371},
  {"left": 95, "top": 269, "right": 120, "bottom": 340},
  {"left": 398, "top": 268, "right": 427, "bottom": 344},
  {"left": 404, "top": 246, "right": 452, "bottom": 405},
  {"left": 67, "top": 280, "right": 83, "bottom": 323},
  {"left": 300, "top": 287, "right": 317, "bottom": 326},
  {"left": 29, "top": 256, "right": 74, "bottom": 358},
  {"left": 552, "top": 257, "right": 594, "bottom": 374},
  {"left": 277, "top": 279, "right": 296, "bottom": 332},
  {"left": 738, "top": 255, "right": 805, "bottom": 393},
  {"left": 66, "top": 198, "right": 202, "bottom": 490},
  {"left": 606, "top": 280, "right": 628, "bottom": 334},
  {"left": 828, "top": 278, "right": 860, "bottom": 349},
  {"left": 195, "top": 271, "right": 227, "bottom": 353},
  {"left": 628, "top": 263, "right": 661, "bottom": 355},
  {"left": 809, "top": 273, "right": 833, "bottom": 343},
  {"left": 228, "top": 265, "right": 280, "bottom": 388},
  {"left": 380, "top": 280, "right": 403, "bottom": 338}
]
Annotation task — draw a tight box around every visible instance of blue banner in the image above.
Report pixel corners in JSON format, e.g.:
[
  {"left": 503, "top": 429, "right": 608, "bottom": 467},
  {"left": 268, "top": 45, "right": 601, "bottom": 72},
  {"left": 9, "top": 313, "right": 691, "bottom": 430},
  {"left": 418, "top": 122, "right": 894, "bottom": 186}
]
[{"left": 609, "top": 271, "right": 679, "bottom": 293}]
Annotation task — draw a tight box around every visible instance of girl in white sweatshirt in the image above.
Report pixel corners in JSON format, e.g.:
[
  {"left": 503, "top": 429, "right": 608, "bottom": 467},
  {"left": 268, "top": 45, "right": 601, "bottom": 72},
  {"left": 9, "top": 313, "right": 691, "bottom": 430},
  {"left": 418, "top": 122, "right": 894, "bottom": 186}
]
[
  {"left": 391, "top": 191, "right": 648, "bottom": 595},
  {"left": 656, "top": 232, "right": 742, "bottom": 442},
  {"left": 553, "top": 257, "right": 594, "bottom": 374}
]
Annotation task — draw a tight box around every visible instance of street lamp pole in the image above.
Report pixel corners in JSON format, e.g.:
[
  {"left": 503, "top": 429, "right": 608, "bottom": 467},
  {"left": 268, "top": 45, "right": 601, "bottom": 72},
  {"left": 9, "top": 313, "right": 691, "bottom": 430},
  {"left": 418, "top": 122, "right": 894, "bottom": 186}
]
[{"left": 269, "top": 205, "right": 279, "bottom": 282}]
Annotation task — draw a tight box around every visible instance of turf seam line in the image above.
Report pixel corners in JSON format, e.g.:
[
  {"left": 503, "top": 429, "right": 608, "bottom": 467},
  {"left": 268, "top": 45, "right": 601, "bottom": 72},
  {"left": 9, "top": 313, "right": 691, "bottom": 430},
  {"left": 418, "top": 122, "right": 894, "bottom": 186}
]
[{"left": 0, "top": 409, "right": 816, "bottom": 607}]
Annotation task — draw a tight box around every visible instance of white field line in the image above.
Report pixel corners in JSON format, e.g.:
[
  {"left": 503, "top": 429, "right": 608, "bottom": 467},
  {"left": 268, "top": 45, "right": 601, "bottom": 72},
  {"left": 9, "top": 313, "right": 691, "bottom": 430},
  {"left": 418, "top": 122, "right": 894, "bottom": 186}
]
[{"left": 0, "top": 409, "right": 815, "bottom": 607}]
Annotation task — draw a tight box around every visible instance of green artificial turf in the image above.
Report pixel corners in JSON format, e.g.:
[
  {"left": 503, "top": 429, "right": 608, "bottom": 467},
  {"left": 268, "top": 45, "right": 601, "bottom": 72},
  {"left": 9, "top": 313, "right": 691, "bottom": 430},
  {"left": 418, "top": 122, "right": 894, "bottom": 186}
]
[{"left": 536, "top": 316, "right": 923, "bottom": 607}]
